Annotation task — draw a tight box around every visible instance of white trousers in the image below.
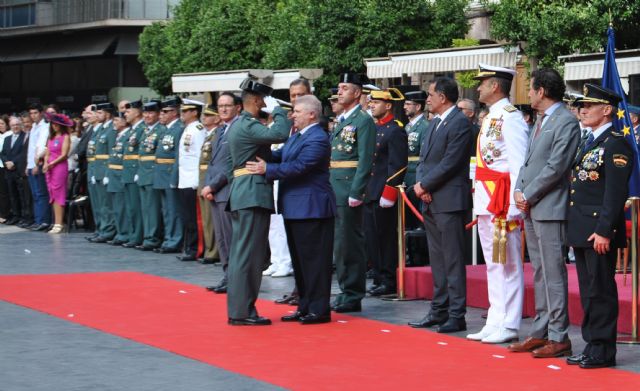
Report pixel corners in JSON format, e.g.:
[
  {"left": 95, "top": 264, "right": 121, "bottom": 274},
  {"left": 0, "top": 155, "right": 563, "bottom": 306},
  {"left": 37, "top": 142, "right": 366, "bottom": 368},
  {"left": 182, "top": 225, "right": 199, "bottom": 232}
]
[
  {"left": 269, "top": 181, "right": 292, "bottom": 270},
  {"left": 477, "top": 215, "right": 524, "bottom": 330}
]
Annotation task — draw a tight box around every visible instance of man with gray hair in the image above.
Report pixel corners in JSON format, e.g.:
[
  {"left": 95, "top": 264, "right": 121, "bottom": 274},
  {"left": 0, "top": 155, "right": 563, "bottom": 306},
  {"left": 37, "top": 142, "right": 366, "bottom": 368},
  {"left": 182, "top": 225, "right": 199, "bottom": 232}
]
[{"left": 246, "top": 94, "right": 336, "bottom": 324}]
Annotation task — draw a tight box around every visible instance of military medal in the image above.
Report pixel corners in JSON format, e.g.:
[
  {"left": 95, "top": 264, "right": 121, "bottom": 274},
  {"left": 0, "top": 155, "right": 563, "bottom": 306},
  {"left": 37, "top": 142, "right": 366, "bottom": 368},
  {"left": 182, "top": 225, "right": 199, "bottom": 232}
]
[
  {"left": 184, "top": 134, "right": 192, "bottom": 152},
  {"left": 578, "top": 170, "right": 588, "bottom": 181},
  {"left": 588, "top": 171, "right": 599, "bottom": 181}
]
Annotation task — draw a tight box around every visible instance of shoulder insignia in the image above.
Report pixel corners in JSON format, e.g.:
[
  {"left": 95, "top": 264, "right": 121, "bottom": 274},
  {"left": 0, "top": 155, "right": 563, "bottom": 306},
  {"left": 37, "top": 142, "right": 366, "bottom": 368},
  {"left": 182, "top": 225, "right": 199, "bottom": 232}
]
[
  {"left": 613, "top": 153, "right": 629, "bottom": 167},
  {"left": 394, "top": 119, "right": 404, "bottom": 128},
  {"left": 503, "top": 104, "right": 518, "bottom": 113},
  {"left": 610, "top": 130, "right": 624, "bottom": 137},
  {"left": 196, "top": 124, "right": 204, "bottom": 130}
]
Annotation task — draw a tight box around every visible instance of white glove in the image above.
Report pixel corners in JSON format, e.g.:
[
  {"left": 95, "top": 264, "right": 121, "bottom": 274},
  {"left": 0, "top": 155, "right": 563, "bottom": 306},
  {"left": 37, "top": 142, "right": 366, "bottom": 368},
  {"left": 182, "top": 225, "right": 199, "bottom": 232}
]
[
  {"left": 90, "top": 176, "right": 96, "bottom": 185},
  {"left": 103, "top": 177, "right": 109, "bottom": 185},
  {"left": 170, "top": 184, "right": 177, "bottom": 189},
  {"left": 262, "top": 96, "right": 280, "bottom": 114},
  {"left": 134, "top": 174, "right": 139, "bottom": 183},
  {"left": 379, "top": 197, "right": 395, "bottom": 208},
  {"left": 348, "top": 197, "right": 363, "bottom": 207},
  {"left": 73, "top": 154, "right": 79, "bottom": 161}
]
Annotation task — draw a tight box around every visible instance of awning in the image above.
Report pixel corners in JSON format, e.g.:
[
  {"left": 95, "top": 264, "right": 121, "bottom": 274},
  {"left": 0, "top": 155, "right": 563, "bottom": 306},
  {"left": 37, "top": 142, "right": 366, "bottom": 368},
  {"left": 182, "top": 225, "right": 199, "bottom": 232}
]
[
  {"left": 171, "top": 68, "right": 323, "bottom": 93},
  {"left": 1, "top": 34, "right": 116, "bottom": 62},
  {"left": 365, "top": 44, "right": 520, "bottom": 79},
  {"left": 114, "top": 34, "right": 140, "bottom": 56},
  {"left": 563, "top": 56, "right": 640, "bottom": 81}
]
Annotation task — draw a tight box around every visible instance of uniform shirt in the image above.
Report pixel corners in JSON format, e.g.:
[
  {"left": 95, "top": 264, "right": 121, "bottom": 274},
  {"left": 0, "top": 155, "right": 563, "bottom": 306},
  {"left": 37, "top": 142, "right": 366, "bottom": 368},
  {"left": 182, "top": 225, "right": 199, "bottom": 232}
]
[
  {"left": 177, "top": 120, "right": 206, "bottom": 189},
  {"left": 27, "top": 118, "right": 49, "bottom": 169},
  {"left": 474, "top": 98, "right": 529, "bottom": 218}
]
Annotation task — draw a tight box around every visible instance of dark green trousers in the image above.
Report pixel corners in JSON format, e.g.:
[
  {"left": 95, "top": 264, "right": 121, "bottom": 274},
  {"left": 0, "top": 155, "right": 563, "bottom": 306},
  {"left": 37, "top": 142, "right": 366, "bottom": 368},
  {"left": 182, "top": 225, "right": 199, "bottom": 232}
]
[
  {"left": 333, "top": 205, "right": 367, "bottom": 306},
  {"left": 159, "top": 188, "right": 183, "bottom": 250},
  {"left": 138, "top": 184, "right": 162, "bottom": 247},
  {"left": 95, "top": 182, "right": 115, "bottom": 239},
  {"left": 124, "top": 183, "right": 143, "bottom": 245},
  {"left": 110, "top": 191, "right": 130, "bottom": 242},
  {"left": 87, "top": 180, "right": 101, "bottom": 234},
  {"left": 227, "top": 207, "right": 270, "bottom": 319}
]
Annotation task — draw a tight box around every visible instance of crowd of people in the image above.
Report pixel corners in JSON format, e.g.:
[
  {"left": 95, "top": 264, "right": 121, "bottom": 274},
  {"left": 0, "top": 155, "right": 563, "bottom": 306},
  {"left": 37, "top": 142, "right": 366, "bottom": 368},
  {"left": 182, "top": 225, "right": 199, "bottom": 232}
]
[{"left": 1, "top": 63, "right": 639, "bottom": 370}]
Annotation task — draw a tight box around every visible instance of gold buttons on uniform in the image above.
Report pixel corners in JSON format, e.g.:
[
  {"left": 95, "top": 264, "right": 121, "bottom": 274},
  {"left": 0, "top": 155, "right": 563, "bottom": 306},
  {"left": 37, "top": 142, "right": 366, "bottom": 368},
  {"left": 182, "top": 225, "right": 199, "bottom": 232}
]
[
  {"left": 571, "top": 190, "right": 575, "bottom": 194},
  {"left": 593, "top": 212, "right": 597, "bottom": 216},
  {"left": 570, "top": 202, "right": 574, "bottom": 206}
]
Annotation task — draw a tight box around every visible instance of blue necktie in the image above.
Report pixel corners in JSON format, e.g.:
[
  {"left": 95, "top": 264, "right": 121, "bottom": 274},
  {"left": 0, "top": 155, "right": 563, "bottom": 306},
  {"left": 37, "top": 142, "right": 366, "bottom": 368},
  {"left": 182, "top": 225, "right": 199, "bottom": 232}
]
[{"left": 584, "top": 133, "right": 595, "bottom": 151}]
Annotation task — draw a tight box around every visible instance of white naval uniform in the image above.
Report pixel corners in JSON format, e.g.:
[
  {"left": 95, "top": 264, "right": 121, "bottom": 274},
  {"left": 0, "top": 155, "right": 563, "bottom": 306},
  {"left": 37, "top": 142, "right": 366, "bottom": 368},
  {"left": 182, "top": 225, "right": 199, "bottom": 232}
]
[
  {"left": 177, "top": 121, "right": 206, "bottom": 189},
  {"left": 474, "top": 97, "right": 529, "bottom": 330}
]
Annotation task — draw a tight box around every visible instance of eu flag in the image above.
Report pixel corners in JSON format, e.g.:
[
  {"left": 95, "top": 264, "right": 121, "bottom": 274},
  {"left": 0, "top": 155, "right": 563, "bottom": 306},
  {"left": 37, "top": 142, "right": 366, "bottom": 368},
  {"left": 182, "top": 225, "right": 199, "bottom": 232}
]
[{"left": 601, "top": 26, "right": 640, "bottom": 196}]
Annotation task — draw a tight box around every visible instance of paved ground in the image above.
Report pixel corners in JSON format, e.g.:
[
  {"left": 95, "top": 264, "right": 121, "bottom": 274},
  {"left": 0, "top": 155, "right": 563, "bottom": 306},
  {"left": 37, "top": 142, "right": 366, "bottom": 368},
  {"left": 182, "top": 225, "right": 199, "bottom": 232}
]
[{"left": 1, "top": 224, "right": 638, "bottom": 390}]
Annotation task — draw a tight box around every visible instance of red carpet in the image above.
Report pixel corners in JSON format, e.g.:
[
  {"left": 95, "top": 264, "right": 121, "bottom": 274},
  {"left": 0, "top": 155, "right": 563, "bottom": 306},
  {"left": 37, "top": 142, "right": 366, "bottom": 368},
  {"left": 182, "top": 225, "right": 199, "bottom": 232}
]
[
  {"left": 0, "top": 271, "right": 638, "bottom": 390},
  {"left": 404, "top": 264, "right": 637, "bottom": 334}
]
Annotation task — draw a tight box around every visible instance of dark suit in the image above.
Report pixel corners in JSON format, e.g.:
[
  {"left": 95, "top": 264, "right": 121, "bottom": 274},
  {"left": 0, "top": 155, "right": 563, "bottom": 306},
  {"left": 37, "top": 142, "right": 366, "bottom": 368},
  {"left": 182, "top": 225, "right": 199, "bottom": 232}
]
[
  {"left": 1, "top": 132, "right": 27, "bottom": 220},
  {"left": 364, "top": 117, "right": 408, "bottom": 289},
  {"left": 416, "top": 107, "right": 472, "bottom": 320},
  {"left": 266, "top": 123, "right": 336, "bottom": 316},
  {"left": 567, "top": 125, "right": 631, "bottom": 363}
]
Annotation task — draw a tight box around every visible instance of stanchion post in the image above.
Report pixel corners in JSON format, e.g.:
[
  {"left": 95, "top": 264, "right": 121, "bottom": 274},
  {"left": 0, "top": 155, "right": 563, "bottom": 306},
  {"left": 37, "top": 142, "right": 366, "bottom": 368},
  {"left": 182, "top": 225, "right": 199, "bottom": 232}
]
[
  {"left": 618, "top": 196, "right": 640, "bottom": 344},
  {"left": 396, "top": 185, "right": 406, "bottom": 299}
]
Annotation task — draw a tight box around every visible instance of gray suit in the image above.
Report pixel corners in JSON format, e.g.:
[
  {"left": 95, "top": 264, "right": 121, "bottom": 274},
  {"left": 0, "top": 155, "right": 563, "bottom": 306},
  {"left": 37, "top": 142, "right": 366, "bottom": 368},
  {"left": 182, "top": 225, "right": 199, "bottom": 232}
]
[
  {"left": 515, "top": 103, "right": 580, "bottom": 342},
  {"left": 204, "top": 120, "right": 235, "bottom": 270}
]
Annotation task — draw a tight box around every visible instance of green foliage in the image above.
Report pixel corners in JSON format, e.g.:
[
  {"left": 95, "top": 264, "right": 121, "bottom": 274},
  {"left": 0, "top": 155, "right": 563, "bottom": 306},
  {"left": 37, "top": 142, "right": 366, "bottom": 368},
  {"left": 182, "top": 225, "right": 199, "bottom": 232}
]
[
  {"left": 138, "top": 0, "right": 471, "bottom": 96},
  {"left": 455, "top": 70, "right": 479, "bottom": 89},
  {"left": 485, "top": 0, "right": 640, "bottom": 69},
  {"left": 452, "top": 38, "right": 479, "bottom": 48}
]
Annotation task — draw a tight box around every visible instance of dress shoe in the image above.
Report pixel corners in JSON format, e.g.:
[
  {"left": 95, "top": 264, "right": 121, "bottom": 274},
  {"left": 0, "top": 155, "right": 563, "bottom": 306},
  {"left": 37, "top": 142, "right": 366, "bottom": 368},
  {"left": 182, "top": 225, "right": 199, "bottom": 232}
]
[
  {"left": 333, "top": 302, "right": 361, "bottom": 313},
  {"left": 281, "top": 311, "right": 305, "bottom": 322},
  {"left": 135, "top": 244, "right": 156, "bottom": 251},
  {"left": 30, "top": 223, "right": 43, "bottom": 230},
  {"left": 507, "top": 337, "right": 547, "bottom": 353},
  {"left": 198, "top": 257, "right": 218, "bottom": 264},
  {"left": 467, "top": 325, "right": 498, "bottom": 341},
  {"left": 5, "top": 217, "right": 20, "bottom": 225},
  {"left": 408, "top": 315, "right": 447, "bottom": 328},
  {"left": 107, "top": 239, "right": 125, "bottom": 246},
  {"left": 437, "top": 318, "right": 466, "bottom": 333},
  {"left": 228, "top": 316, "right": 272, "bottom": 326},
  {"left": 566, "top": 353, "right": 588, "bottom": 365},
  {"left": 205, "top": 286, "right": 217, "bottom": 291},
  {"left": 213, "top": 285, "right": 227, "bottom": 294},
  {"left": 122, "top": 242, "right": 139, "bottom": 248},
  {"left": 34, "top": 223, "right": 50, "bottom": 231},
  {"left": 368, "top": 284, "right": 396, "bottom": 297},
  {"left": 177, "top": 254, "right": 197, "bottom": 261},
  {"left": 90, "top": 236, "right": 110, "bottom": 243},
  {"left": 275, "top": 293, "right": 299, "bottom": 305},
  {"left": 578, "top": 355, "right": 616, "bottom": 369},
  {"left": 18, "top": 221, "right": 32, "bottom": 228},
  {"left": 300, "top": 313, "right": 331, "bottom": 325},
  {"left": 481, "top": 328, "right": 518, "bottom": 344},
  {"left": 153, "top": 247, "right": 179, "bottom": 254},
  {"left": 531, "top": 340, "right": 572, "bottom": 358}
]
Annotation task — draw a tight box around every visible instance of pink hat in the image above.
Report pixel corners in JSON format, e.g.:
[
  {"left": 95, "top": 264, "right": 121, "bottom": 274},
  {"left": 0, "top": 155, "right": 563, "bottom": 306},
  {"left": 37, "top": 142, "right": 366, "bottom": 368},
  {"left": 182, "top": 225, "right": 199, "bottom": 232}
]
[{"left": 46, "top": 112, "right": 74, "bottom": 128}]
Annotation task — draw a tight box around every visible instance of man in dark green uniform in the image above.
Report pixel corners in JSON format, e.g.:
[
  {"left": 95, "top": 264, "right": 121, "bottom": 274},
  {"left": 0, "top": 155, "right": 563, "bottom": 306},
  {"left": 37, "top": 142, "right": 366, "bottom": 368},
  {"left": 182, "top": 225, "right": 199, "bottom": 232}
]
[
  {"left": 105, "top": 113, "right": 130, "bottom": 245},
  {"left": 226, "top": 78, "right": 291, "bottom": 325},
  {"left": 121, "top": 100, "right": 145, "bottom": 248},
  {"left": 84, "top": 105, "right": 101, "bottom": 241},
  {"left": 330, "top": 72, "right": 376, "bottom": 313},
  {"left": 197, "top": 104, "right": 221, "bottom": 263},
  {"left": 90, "top": 102, "right": 117, "bottom": 243},
  {"left": 153, "top": 97, "right": 184, "bottom": 254},
  {"left": 566, "top": 84, "right": 632, "bottom": 369},
  {"left": 136, "top": 101, "right": 165, "bottom": 251}
]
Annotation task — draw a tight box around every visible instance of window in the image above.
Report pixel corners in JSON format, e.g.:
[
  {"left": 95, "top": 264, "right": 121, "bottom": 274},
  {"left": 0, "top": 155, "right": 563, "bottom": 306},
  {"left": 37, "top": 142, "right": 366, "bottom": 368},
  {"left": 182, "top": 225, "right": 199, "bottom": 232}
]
[{"left": 0, "top": 3, "right": 36, "bottom": 28}]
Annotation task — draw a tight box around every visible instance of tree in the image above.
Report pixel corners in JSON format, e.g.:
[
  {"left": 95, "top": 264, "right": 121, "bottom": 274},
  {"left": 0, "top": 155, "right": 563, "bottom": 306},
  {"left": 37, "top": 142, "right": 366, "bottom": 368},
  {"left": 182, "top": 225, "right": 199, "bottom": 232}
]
[
  {"left": 138, "top": 0, "right": 471, "bottom": 96},
  {"left": 485, "top": 0, "right": 640, "bottom": 69}
]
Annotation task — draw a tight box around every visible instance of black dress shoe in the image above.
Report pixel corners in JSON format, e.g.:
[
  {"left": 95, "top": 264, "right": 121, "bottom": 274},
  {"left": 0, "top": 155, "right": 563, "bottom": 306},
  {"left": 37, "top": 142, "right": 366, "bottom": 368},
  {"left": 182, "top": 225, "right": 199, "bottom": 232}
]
[
  {"left": 154, "top": 247, "right": 179, "bottom": 254},
  {"left": 107, "top": 240, "right": 126, "bottom": 246},
  {"left": 368, "top": 284, "right": 396, "bottom": 297},
  {"left": 85, "top": 233, "right": 99, "bottom": 241},
  {"left": 228, "top": 316, "right": 272, "bottom": 326},
  {"left": 567, "top": 353, "right": 588, "bottom": 365},
  {"left": 6, "top": 217, "right": 20, "bottom": 225},
  {"left": 213, "top": 285, "right": 227, "bottom": 294},
  {"left": 122, "top": 242, "right": 139, "bottom": 248},
  {"left": 281, "top": 311, "right": 305, "bottom": 322},
  {"left": 333, "top": 302, "right": 361, "bottom": 313},
  {"left": 35, "top": 223, "right": 50, "bottom": 231},
  {"left": 198, "top": 257, "right": 218, "bottom": 264},
  {"left": 30, "top": 223, "right": 43, "bottom": 230},
  {"left": 437, "top": 318, "right": 466, "bottom": 333},
  {"left": 90, "top": 236, "right": 109, "bottom": 243},
  {"left": 275, "top": 293, "right": 299, "bottom": 305},
  {"left": 135, "top": 244, "right": 156, "bottom": 251},
  {"left": 408, "top": 315, "right": 446, "bottom": 328},
  {"left": 300, "top": 313, "right": 331, "bottom": 325},
  {"left": 578, "top": 356, "right": 616, "bottom": 369},
  {"left": 177, "top": 254, "right": 197, "bottom": 261}
]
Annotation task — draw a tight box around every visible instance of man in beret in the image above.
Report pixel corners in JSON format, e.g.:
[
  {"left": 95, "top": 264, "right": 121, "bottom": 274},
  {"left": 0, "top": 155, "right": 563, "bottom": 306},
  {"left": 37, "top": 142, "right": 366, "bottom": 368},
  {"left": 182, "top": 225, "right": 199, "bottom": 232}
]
[
  {"left": 365, "top": 88, "right": 408, "bottom": 296},
  {"left": 565, "top": 84, "right": 632, "bottom": 369},
  {"left": 225, "top": 78, "right": 290, "bottom": 325},
  {"left": 330, "top": 72, "right": 376, "bottom": 313}
]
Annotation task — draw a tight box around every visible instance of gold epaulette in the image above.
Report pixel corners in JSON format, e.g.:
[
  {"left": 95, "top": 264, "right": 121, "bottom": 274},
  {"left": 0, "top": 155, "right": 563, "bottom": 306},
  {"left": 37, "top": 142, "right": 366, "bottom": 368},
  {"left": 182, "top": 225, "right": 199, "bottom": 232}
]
[
  {"left": 610, "top": 130, "right": 624, "bottom": 137},
  {"left": 504, "top": 104, "right": 518, "bottom": 113},
  {"left": 394, "top": 119, "right": 404, "bottom": 127}
]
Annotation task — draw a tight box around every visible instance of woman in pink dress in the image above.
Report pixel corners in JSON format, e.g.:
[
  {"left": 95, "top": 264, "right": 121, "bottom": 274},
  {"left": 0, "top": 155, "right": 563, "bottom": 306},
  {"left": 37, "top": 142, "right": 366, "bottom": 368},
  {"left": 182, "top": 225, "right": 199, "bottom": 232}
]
[{"left": 43, "top": 113, "right": 72, "bottom": 234}]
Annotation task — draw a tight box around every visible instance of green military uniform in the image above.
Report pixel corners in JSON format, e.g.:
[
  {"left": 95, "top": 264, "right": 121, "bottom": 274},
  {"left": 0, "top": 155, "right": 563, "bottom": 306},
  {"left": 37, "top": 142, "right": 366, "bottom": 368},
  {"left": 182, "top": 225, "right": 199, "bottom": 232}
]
[
  {"left": 85, "top": 123, "right": 100, "bottom": 236},
  {"left": 330, "top": 104, "right": 376, "bottom": 308},
  {"left": 153, "top": 117, "right": 184, "bottom": 251},
  {"left": 106, "top": 126, "right": 130, "bottom": 243},
  {"left": 93, "top": 119, "right": 117, "bottom": 241},
  {"left": 198, "top": 124, "right": 220, "bottom": 261},
  {"left": 137, "top": 121, "right": 165, "bottom": 249},
  {"left": 122, "top": 118, "right": 145, "bottom": 247},
  {"left": 405, "top": 113, "right": 429, "bottom": 230},
  {"left": 226, "top": 106, "right": 291, "bottom": 320}
]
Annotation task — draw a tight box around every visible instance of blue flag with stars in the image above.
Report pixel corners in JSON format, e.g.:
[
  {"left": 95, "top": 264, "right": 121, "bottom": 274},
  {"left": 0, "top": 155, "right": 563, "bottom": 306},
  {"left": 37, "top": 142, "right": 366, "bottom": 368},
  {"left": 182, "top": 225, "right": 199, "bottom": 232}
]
[{"left": 601, "top": 26, "right": 640, "bottom": 196}]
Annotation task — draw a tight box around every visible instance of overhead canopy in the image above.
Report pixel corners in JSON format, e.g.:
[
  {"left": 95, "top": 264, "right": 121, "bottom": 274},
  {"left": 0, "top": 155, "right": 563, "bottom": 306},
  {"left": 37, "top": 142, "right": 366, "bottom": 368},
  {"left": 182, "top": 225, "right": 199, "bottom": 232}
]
[
  {"left": 1, "top": 34, "right": 116, "bottom": 62},
  {"left": 171, "top": 69, "right": 323, "bottom": 93},
  {"left": 364, "top": 44, "right": 520, "bottom": 78},
  {"left": 559, "top": 49, "right": 640, "bottom": 81}
]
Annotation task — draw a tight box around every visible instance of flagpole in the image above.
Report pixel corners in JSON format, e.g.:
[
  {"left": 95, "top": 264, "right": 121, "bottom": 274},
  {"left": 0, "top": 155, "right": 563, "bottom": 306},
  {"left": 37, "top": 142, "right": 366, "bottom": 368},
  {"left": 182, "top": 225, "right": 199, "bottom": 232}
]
[{"left": 618, "top": 197, "right": 640, "bottom": 344}]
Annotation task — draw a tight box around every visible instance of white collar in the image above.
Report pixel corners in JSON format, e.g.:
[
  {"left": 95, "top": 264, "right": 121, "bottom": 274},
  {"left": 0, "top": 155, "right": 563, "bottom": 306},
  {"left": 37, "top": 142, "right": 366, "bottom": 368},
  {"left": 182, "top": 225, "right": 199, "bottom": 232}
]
[
  {"left": 409, "top": 113, "right": 424, "bottom": 127},
  {"left": 298, "top": 122, "right": 318, "bottom": 135},
  {"left": 341, "top": 104, "right": 361, "bottom": 121},
  {"left": 435, "top": 105, "right": 456, "bottom": 123},
  {"left": 590, "top": 122, "right": 613, "bottom": 141}
]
